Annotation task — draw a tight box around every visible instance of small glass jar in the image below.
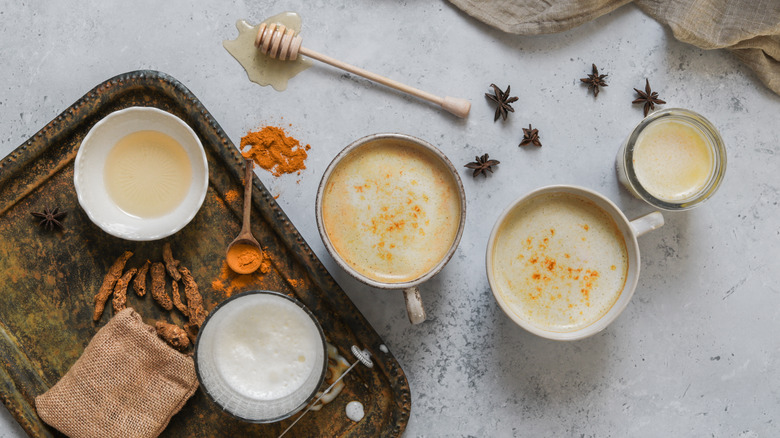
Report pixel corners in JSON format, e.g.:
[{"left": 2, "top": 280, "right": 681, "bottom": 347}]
[{"left": 616, "top": 108, "right": 726, "bottom": 211}]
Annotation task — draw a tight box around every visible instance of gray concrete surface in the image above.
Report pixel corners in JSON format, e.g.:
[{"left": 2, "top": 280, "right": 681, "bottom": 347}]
[{"left": 1, "top": 1, "right": 778, "bottom": 436}]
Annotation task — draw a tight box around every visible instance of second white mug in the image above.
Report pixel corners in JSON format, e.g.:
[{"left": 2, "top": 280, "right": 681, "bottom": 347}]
[{"left": 486, "top": 185, "right": 663, "bottom": 341}]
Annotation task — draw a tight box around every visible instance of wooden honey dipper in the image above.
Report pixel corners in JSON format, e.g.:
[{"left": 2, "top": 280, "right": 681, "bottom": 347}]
[{"left": 255, "top": 22, "right": 471, "bottom": 118}]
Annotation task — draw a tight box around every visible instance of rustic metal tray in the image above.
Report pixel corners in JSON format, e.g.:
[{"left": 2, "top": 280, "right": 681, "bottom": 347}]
[{"left": 0, "top": 70, "right": 410, "bottom": 437}]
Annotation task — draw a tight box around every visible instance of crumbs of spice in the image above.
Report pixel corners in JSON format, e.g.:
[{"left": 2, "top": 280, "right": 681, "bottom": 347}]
[{"left": 225, "top": 190, "right": 240, "bottom": 203}]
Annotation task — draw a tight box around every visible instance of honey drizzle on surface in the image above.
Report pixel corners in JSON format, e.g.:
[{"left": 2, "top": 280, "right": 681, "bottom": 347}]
[{"left": 223, "top": 12, "right": 312, "bottom": 91}]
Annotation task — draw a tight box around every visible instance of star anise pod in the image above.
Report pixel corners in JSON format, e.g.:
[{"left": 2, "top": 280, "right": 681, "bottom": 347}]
[
  {"left": 632, "top": 78, "right": 666, "bottom": 117},
  {"left": 485, "top": 83, "right": 519, "bottom": 122},
  {"left": 31, "top": 207, "right": 67, "bottom": 231},
  {"left": 580, "top": 63, "right": 608, "bottom": 97},
  {"left": 519, "top": 124, "right": 542, "bottom": 147},
  {"left": 464, "top": 154, "right": 500, "bottom": 178}
]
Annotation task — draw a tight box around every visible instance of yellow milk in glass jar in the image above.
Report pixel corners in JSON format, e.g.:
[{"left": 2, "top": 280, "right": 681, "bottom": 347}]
[{"left": 616, "top": 108, "right": 726, "bottom": 210}]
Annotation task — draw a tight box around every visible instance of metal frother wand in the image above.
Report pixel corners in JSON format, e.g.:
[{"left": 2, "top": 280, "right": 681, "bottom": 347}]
[{"left": 278, "top": 345, "right": 374, "bottom": 438}]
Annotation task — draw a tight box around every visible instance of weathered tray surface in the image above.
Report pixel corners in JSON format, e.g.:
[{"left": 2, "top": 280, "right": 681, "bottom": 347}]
[{"left": 0, "top": 70, "right": 410, "bottom": 437}]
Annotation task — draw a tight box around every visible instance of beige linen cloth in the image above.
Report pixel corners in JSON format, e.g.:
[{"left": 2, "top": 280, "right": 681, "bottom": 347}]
[
  {"left": 35, "top": 308, "right": 198, "bottom": 438},
  {"left": 449, "top": 0, "right": 780, "bottom": 95}
]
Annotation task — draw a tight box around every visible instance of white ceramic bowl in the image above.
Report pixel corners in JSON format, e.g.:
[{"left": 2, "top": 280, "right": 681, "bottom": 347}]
[{"left": 74, "top": 107, "right": 208, "bottom": 241}]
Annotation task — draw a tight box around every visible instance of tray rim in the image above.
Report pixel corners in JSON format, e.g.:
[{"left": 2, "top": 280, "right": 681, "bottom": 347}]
[{"left": 0, "top": 70, "right": 411, "bottom": 437}]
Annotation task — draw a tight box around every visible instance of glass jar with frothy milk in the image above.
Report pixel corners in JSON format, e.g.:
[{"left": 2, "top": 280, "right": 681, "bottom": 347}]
[
  {"left": 195, "top": 291, "right": 327, "bottom": 422},
  {"left": 616, "top": 108, "right": 726, "bottom": 210}
]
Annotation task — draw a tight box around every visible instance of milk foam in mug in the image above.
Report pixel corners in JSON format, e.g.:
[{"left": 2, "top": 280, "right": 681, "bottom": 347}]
[
  {"left": 316, "top": 133, "right": 466, "bottom": 324},
  {"left": 491, "top": 192, "right": 629, "bottom": 332},
  {"left": 487, "top": 186, "right": 664, "bottom": 341},
  {"left": 320, "top": 139, "right": 462, "bottom": 284}
]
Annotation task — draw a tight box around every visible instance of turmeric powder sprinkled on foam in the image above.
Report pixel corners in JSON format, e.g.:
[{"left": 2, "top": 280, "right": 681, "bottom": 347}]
[{"left": 240, "top": 126, "right": 310, "bottom": 177}]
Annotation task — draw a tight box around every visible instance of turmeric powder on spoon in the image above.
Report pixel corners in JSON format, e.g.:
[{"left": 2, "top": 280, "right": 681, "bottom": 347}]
[{"left": 226, "top": 243, "right": 263, "bottom": 274}]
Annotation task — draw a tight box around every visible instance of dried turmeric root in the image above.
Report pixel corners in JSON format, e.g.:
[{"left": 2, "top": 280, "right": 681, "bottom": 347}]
[
  {"left": 162, "top": 242, "right": 181, "bottom": 281},
  {"left": 133, "top": 260, "right": 150, "bottom": 297},
  {"left": 183, "top": 321, "right": 199, "bottom": 345},
  {"left": 179, "top": 266, "right": 207, "bottom": 328},
  {"left": 155, "top": 321, "right": 190, "bottom": 351},
  {"left": 150, "top": 262, "right": 173, "bottom": 310},
  {"left": 171, "top": 280, "right": 189, "bottom": 317},
  {"left": 112, "top": 267, "right": 137, "bottom": 314},
  {"left": 93, "top": 251, "right": 133, "bottom": 322}
]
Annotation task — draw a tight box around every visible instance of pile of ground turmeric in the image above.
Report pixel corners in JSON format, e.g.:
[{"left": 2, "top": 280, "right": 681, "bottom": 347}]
[{"left": 240, "top": 126, "right": 310, "bottom": 176}]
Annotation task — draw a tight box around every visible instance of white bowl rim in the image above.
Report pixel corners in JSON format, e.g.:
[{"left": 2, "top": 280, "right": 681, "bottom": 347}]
[{"left": 73, "top": 106, "right": 209, "bottom": 241}]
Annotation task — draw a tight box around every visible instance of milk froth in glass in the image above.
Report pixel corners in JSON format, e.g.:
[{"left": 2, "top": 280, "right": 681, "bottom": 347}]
[
  {"left": 213, "top": 298, "right": 319, "bottom": 400},
  {"left": 633, "top": 119, "right": 713, "bottom": 202},
  {"left": 321, "top": 140, "right": 462, "bottom": 284},
  {"left": 491, "top": 193, "right": 629, "bottom": 332},
  {"left": 195, "top": 292, "right": 326, "bottom": 422},
  {"left": 617, "top": 108, "right": 726, "bottom": 210}
]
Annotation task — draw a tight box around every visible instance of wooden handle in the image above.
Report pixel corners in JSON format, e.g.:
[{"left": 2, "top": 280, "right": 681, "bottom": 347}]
[
  {"left": 255, "top": 23, "right": 470, "bottom": 117},
  {"left": 441, "top": 96, "right": 471, "bottom": 119},
  {"left": 300, "top": 47, "right": 470, "bottom": 118},
  {"left": 241, "top": 159, "right": 253, "bottom": 235}
]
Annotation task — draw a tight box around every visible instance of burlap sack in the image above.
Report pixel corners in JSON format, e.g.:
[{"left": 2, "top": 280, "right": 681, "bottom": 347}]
[
  {"left": 448, "top": 0, "right": 780, "bottom": 96},
  {"left": 35, "top": 308, "right": 198, "bottom": 438}
]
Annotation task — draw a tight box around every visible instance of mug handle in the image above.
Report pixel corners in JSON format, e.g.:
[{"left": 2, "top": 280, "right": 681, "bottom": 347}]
[
  {"left": 403, "top": 286, "right": 427, "bottom": 324},
  {"left": 629, "top": 211, "right": 664, "bottom": 237}
]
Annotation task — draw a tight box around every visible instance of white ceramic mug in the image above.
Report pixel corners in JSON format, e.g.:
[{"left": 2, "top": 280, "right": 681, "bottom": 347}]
[
  {"left": 486, "top": 185, "right": 664, "bottom": 341},
  {"left": 316, "top": 133, "right": 466, "bottom": 324}
]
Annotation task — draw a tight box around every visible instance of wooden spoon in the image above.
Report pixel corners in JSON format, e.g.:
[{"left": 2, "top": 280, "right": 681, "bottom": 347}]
[{"left": 226, "top": 159, "right": 263, "bottom": 274}]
